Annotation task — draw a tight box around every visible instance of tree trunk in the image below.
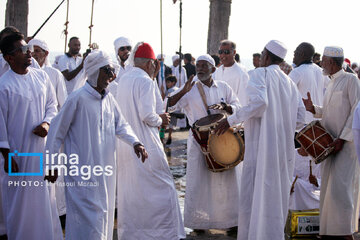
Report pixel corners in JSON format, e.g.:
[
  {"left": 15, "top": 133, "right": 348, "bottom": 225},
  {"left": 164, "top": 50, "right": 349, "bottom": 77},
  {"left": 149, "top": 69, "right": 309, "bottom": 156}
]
[
  {"left": 207, "top": 0, "right": 231, "bottom": 55},
  {"left": 5, "top": 0, "right": 29, "bottom": 37}
]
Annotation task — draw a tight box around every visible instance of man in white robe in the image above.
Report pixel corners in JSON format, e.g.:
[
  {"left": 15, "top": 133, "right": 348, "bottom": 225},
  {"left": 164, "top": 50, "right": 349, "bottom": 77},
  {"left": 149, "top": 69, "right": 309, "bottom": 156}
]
[
  {"left": 215, "top": 40, "right": 306, "bottom": 240},
  {"left": 0, "top": 32, "right": 62, "bottom": 240},
  {"left": 213, "top": 40, "right": 249, "bottom": 106},
  {"left": 289, "top": 149, "right": 321, "bottom": 211},
  {"left": 303, "top": 46, "right": 360, "bottom": 239},
  {"left": 289, "top": 42, "right": 327, "bottom": 124},
  {"left": 115, "top": 42, "right": 185, "bottom": 240},
  {"left": 113, "top": 36, "right": 132, "bottom": 81},
  {"left": 58, "top": 37, "right": 86, "bottom": 95},
  {"left": 168, "top": 54, "right": 241, "bottom": 230},
  {"left": 46, "top": 50, "right": 146, "bottom": 240}
]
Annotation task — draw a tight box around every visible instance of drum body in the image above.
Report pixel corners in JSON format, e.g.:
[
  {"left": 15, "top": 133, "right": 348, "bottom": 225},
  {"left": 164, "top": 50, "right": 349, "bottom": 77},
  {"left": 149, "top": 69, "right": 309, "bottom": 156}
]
[
  {"left": 296, "top": 120, "right": 334, "bottom": 164},
  {"left": 192, "top": 113, "right": 244, "bottom": 172}
]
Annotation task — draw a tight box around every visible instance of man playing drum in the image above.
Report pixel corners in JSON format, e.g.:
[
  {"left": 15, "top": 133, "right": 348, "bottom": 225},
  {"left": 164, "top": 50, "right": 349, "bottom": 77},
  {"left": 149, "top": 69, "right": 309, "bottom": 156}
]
[
  {"left": 168, "top": 54, "right": 241, "bottom": 233},
  {"left": 214, "top": 40, "right": 306, "bottom": 240},
  {"left": 303, "top": 46, "right": 360, "bottom": 240}
]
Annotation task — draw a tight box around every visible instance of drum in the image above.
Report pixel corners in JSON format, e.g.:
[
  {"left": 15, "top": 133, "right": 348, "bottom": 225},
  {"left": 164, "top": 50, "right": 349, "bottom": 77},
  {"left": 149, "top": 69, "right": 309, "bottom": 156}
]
[
  {"left": 295, "top": 120, "right": 334, "bottom": 164},
  {"left": 192, "top": 113, "right": 245, "bottom": 172}
]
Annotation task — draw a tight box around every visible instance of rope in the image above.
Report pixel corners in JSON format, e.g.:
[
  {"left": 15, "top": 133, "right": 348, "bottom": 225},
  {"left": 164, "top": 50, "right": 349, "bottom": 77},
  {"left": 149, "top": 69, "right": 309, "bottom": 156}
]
[
  {"left": 64, "top": 0, "right": 69, "bottom": 53},
  {"left": 160, "top": 0, "right": 164, "bottom": 86},
  {"left": 178, "top": 0, "right": 182, "bottom": 87}
]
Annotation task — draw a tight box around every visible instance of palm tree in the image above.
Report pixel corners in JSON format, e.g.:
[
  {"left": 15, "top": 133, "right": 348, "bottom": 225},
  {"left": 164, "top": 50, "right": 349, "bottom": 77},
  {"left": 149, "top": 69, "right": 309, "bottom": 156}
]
[
  {"left": 5, "top": 0, "right": 29, "bottom": 36},
  {"left": 207, "top": 0, "right": 232, "bottom": 55}
]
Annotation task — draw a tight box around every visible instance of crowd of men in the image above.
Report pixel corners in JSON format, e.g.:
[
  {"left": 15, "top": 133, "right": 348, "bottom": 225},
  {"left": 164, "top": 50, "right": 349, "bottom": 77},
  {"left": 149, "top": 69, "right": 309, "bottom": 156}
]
[{"left": 0, "top": 25, "right": 360, "bottom": 240}]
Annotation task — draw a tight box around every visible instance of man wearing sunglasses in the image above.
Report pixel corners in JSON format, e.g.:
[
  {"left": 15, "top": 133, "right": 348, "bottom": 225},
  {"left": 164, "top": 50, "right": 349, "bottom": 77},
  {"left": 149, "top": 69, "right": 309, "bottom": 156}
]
[
  {"left": 0, "top": 32, "right": 62, "bottom": 240},
  {"left": 213, "top": 40, "right": 249, "bottom": 107},
  {"left": 113, "top": 37, "right": 132, "bottom": 83},
  {"left": 46, "top": 50, "right": 147, "bottom": 240},
  {"left": 58, "top": 36, "right": 86, "bottom": 95}
]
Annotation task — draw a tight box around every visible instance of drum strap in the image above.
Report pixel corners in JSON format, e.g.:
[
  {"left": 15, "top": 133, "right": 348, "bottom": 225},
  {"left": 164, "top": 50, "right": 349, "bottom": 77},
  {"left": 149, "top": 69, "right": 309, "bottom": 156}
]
[{"left": 196, "top": 82, "right": 211, "bottom": 115}]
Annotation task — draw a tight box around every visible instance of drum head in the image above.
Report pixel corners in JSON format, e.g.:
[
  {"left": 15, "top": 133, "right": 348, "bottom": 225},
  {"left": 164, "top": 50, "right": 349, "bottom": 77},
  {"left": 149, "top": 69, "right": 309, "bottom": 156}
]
[
  {"left": 195, "top": 113, "right": 225, "bottom": 127},
  {"left": 208, "top": 129, "right": 244, "bottom": 166}
]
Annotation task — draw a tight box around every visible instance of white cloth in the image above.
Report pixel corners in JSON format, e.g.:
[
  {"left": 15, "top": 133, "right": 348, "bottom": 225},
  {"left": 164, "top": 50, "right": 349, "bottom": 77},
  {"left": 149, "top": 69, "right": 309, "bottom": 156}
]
[
  {"left": 171, "top": 65, "right": 187, "bottom": 88},
  {"left": 213, "top": 62, "right": 249, "bottom": 106},
  {"left": 323, "top": 46, "right": 344, "bottom": 57},
  {"left": 289, "top": 151, "right": 321, "bottom": 211},
  {"left": 173, "top": 78, "right": 242, "bottom": 228},
  {"left": 42, "top": 65, "right": 68, "bottom": 110},
  {"left": 0, "top": 54, "right": 40, "bottom": 77},
  {"left": 196, "top": 54, "right": 215, "bottom": 66},
  {"left": 115, "top": 67, "right": 185, "bottom": 239},
  {"left": 114, "top": 64, "right": 131, "bottom": 84},
  {"left": 46, "top": 82, "right": 139, "bottom": 240},
  {"left": 28, "top": 39, "right": 51, "bottom": 66},
  {"left": 289, "top": 63, "right": 327, "bottom": 124},
  {"left": 58, "top": 54, "right": 84, "bottom": 94},
  {"left": 0, "top": 68, "right": 61, "bottom": 240},
  {"left": 352, "top": 101, "right": 360, "bottom": 166},
  {"left": 313, "top": 69, "right": 360, "bottom": 235},
  {"left": 227, "top": 65, "right": 306, "bottom": 240},
  {"left": 265, "top": 40, "right": 287, "bottom": 59}
]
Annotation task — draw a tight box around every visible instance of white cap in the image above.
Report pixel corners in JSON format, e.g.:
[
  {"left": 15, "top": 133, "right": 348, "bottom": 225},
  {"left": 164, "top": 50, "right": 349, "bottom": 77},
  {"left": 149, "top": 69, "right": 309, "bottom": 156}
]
[
  {"left": 157, "top": 54, "right": 165, "bottom": 60},
  {"left": 172, "top": 54, "right": 180, "bottom": 62},
  {"left": 323, "top": 46, "right": 344, "bottom": 57},
  {"left": 113, "top": 37, "right": 132, "bottom": 54},
  {"left": 196, "top": 54, "right": 215, "bottom": 67},
  {"left": 265, "top": 40, "right": 287, "bottom": 60},
  {"left": 28, "top": 39, "right": 49, "bottom": 52}
]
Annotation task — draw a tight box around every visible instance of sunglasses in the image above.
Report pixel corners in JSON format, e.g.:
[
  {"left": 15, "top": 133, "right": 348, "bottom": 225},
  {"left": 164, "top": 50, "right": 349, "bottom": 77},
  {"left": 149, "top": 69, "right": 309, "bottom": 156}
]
[
  {"left": 100, "top": 66, "right": 115, "bottom": 76},
  {"left": 9, "top": 44, "right": 34, "bottom": 55},
  {"left": 218, "top": 49, "right": 231, "bottom": 55},
  {"left": 119, "top": 46, "right": 131, "bottom": 51}
]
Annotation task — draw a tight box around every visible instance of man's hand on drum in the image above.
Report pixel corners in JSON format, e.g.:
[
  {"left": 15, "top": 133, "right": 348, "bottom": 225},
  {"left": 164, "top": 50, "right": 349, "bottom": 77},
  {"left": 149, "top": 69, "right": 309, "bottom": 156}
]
[
  {"left": 327, "top": 138, "right": 345, "bottom": 155},
  {"left": 213, "top": 118, "right": 230, "bottom": 136},
  {"left": 160, "top": 113, "right": 171, "bottom": 127},
  {"left": 302, "top": 92, "right": 315, "bottom": 114},
  {"left": 308, "top": 174, "right": 319, "bottom": 187},
  {"left": 134, "top": 143, "right": 148, "bottom": 163},
  {"left": 209, "top": 102, "right": 233, "bottom": 114}
]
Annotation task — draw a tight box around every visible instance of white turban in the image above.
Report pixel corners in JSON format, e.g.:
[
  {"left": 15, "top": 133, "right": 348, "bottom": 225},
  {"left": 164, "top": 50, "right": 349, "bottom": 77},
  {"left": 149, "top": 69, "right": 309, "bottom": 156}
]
[
  {"left": 114, "top": 37, "right": 132, "bottom": 58},
  {"left": 265, "top": 40, "right": 287, "bottom": 60},
  {"left": 157, "top": 54, "right": 166, "bottom": 60},
  {"left": 172, "top": 54, "right": 180, "bottom": 62},
  {"left": 196, "top": 54, "right": 215, "bottom": 67},
  {"left": 28, "top": 38, "right": 51, "bottom": 66},
  {"left": 84, "top": 50, "right": 119, "bottom": 87},
  {"left": 323, "top": 46, "right": 344, "bottom": 57}
]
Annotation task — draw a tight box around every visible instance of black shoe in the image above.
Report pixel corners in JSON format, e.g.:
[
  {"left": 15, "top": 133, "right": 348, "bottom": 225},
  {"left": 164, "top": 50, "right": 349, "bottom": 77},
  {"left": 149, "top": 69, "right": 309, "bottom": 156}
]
[{"left": 166, "top": 138, "right": 172, "bottom": 145}]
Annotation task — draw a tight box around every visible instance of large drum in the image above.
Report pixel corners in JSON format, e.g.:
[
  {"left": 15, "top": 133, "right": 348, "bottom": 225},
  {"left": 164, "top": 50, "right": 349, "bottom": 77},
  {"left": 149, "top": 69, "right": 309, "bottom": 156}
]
[
  {"left": 296, "top": 120, "right": 334, "bottom": 164},
  {"left": 192, "top": 113, "right": 245, "bottom": 172}
]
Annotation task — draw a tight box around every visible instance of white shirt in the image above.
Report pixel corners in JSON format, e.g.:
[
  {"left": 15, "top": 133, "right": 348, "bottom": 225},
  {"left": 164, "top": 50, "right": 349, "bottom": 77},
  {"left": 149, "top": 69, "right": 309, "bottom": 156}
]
[
  {"left": 171, "top": 65, "right": 187, "bottom": 88},
  {"left": 58, "top": 54, "right": 84, "bottom": 94},
  {"left": 42, "top": 65, "right": 68, "bottom": 109},
  {"left": 289, "top": 63, "right": 326, "bottom": 124},
  {"left": 214, "top": 62, "right": 249, "bottom": 106}
]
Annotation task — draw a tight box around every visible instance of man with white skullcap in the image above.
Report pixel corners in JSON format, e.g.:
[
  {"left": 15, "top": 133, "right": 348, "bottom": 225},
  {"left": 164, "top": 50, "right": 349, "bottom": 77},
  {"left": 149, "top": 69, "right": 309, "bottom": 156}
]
[
  {"left": 113, "top": 36, "right": 132, "bottom": 82},
  {"left": 215, "top": 40, "right": 306, "bottom": 240},
  {"left": 171, "top": 54, "right": 187, "bottom": 88},
  {"left": 0, "top": 32, "right": 62, "bottom": 240},
  {"left": 46, "top": 50, "right": 146, "bottom": 240},
  {"left": 115, "top": 42, "right": 185, "bottom": 239},
  {"left": 213, "top": 39, "right": 249, "bottom": 106},
  {"left": 29, "top": 39, "right": 68, "bottom": 110},
  {"left": 304, "top": 46, "right": 360, "bottom": 239},
  {"left": 168, "top": 54, "right": 241, "bottom": 232}
]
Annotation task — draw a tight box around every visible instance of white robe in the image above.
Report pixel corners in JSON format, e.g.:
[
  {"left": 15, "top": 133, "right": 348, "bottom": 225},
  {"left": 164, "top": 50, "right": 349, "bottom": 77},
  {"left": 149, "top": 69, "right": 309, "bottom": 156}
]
[
  {"left": 289, "top": 63, "right": 326, "bottom": 124},
  {"left": 46, "top": 82, "right": 140, "bottom": 240},
  {"left": 115, "top": 67, "right": 185, "bottom": 240},
  {"left": 313, "top": 69, "right": 360, "bottom": 235},
  {"left": 213, "top": 62, "right": 249, "bottom": 106},
  {"left": 289, "top": 151, "right": 321, "bottom": 211},
  {"left": 58, "top": 54, "right": 84, "bottom": 94},
  {"left": 42, "top": 65, "right": 68, "bottom": 110},
  {"left": 171, "top": 65, "right": 187, "bottom": 88},
  {"left": 173, "top": 78, "right": 242, "bottom": 229},
  {"left": 0, "top": 68, "right": 61, "bottom": 240},
  {"left": 227, "top": 65, "right": 306, "bottom": 240}
]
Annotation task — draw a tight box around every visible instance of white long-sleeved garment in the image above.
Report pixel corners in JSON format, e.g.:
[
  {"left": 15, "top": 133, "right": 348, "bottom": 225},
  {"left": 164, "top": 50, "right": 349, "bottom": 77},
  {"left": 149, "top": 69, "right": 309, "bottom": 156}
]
[
  {"left": 289, "top": 63, "right": 327, "bottom": 124},
  {"left": 227, "top": 65, "right": 306, "bottom": 240},
  {"left": 213, "top": 62, "right": 249, "bottom": 106},
  {"left": 115, "top": 67, "right": 185, "bottom": 240},
  {"left": 0, "top": 68, "right": 61, "bottom": 240},
  {"left": 173, "top": 78, "right": 242, "bottom": 229},
  {"left": 42, "top": 65, "right": 68, "bottom": 109},
  {"left": 313, "top": 69, "right": 360, "bottom": 235},
  {"left": 171, "top": 65, "right": 187, "bottom": 88},
  {"left": 46, "top": 82, "right": 140, "bottom": 240}
]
